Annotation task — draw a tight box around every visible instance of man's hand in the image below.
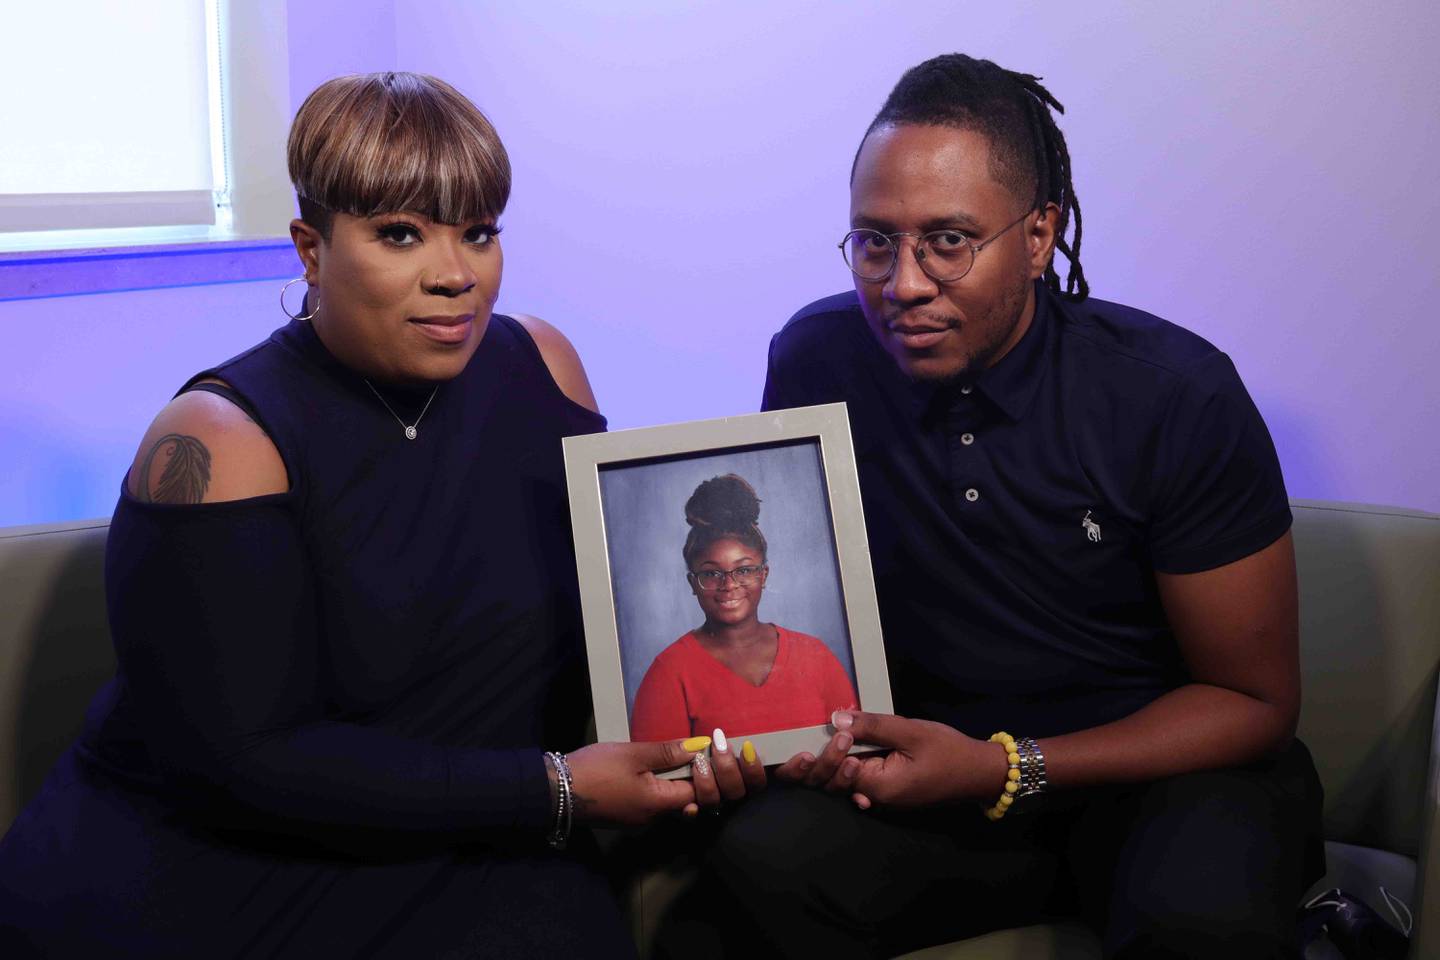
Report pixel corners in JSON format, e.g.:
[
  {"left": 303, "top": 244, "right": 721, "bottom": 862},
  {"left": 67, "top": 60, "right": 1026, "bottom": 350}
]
[{"left": 777, "top": 711, "right": 1008, "bottom": 811}]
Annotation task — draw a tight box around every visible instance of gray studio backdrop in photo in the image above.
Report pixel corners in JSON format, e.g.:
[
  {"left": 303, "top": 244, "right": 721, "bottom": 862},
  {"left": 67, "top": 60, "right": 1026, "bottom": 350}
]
[{"left": 598, "top": 440, "right": 855, "bottom": 719}]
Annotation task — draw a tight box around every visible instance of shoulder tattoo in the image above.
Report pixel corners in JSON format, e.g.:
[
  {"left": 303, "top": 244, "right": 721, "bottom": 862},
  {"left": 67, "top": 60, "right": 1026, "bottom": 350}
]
[{"left": 138, "top": 434, "right": 212, "bottom": 504}]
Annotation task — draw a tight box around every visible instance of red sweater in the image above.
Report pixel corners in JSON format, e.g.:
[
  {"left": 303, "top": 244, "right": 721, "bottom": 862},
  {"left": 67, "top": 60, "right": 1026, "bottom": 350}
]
[{"left": 629, "top": 626, "right": 859, "bottom": 742}]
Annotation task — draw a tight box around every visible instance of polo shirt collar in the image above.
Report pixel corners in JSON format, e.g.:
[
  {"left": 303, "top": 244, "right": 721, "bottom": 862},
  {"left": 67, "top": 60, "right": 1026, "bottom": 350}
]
[
  {"left": 968, "top": 280, "right": 1053, "bottom": 422},
  {"left": 879, "top": 281, "right": 1055, "bottom": 423}
]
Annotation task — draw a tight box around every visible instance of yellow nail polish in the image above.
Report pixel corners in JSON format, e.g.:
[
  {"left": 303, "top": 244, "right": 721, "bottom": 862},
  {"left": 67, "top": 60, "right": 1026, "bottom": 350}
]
[
  {"left": 741, "top": 740, "right": 757, "bottom": 764},
  {"left": 682, "top": 736, "right": 712, "bottom": 752}
]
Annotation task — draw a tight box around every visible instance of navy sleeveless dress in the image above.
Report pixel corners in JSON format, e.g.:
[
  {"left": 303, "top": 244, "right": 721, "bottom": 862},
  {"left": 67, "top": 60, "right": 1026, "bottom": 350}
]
[{"left": 0, "top": 316, "right": 634, "bottom": 957}]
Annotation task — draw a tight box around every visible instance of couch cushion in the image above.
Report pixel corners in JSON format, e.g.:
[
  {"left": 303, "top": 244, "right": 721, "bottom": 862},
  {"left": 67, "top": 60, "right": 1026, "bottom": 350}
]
[
  {"left": 0, "top": 518, "right": 115, "bottom": 830},
  {"left": 1290, "top": 501, "right": 1440, "bottom": 858}
]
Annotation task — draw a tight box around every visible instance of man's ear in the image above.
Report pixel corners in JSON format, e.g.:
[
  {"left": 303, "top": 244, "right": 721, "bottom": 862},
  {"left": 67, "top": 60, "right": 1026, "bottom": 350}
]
[
  {"left": 1028, "top": 202, "right": 1061, "bottom": 280},
  {"left": 290, "top": 218, "right": 323, "bottom": 283}
]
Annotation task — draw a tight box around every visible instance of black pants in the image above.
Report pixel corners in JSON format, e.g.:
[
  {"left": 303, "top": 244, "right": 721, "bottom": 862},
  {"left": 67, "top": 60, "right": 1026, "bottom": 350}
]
[{"left": 656, "top": 740, "right": 1324, "bottom": 960}]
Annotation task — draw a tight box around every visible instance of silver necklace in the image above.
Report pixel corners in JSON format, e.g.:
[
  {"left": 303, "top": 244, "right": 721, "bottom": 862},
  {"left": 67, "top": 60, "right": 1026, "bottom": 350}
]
[{"left": 364, "top": 380, "right": 439, "bottom": 441}]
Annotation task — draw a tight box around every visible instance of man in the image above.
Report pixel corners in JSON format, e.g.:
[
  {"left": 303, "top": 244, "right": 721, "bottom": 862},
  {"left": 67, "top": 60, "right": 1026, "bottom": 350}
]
[{"left": 690, "top": 54, "right": 1324, "bottom": 959}]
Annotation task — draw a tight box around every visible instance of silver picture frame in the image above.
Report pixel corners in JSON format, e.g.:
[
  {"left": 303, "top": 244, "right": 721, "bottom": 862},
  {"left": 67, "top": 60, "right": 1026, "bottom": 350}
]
[{"left": 563, "top": 402, "right": 892, "bottom": 774}]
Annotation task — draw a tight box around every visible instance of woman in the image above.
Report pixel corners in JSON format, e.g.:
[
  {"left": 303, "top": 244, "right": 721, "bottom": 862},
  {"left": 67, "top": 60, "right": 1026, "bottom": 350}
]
[
  {"left": 0, "top": 73, "right": 700, "bottom": 958},
  {"left": 629, "top": 474, "right": 858, "bottom": 743}
]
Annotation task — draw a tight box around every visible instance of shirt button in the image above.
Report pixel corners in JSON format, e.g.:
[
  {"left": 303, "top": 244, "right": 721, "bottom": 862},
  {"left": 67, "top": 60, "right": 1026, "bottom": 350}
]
[
  {"left": 960, "top": 385, "right": 973, "bottom": 395},
  {"left": 964, "top": 488, "right": 979, "bottom": 502},
  {"left": 960, "top": 432, "right": 975, "bottom": 446}
]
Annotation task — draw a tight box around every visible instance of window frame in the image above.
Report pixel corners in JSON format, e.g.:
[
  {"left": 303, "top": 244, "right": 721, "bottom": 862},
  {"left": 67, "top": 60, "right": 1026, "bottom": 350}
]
[{"left": 0, "top": 0, "right": 298, "bottom": 299}]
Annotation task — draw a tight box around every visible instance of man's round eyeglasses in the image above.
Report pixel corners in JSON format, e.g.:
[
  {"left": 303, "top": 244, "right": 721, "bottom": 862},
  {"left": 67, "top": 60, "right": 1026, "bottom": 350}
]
[
  {"left": 689, "top": 564, "right": 767, "bottom": 591},
  {"left": 838, "top": 209, "right": 1033, "bottom": 284}
]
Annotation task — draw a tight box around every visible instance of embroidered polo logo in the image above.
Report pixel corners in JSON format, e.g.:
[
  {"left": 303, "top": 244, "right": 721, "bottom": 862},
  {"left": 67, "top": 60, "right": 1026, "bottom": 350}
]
[{"left": 1082, "top": 510, "right": 1102, "bottom": 543}]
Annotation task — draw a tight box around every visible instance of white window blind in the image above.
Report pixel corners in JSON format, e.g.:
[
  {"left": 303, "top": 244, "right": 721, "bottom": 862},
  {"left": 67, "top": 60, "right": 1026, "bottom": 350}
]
[{"left": 0, "top": 0, "right": 224, "bottom": 232}]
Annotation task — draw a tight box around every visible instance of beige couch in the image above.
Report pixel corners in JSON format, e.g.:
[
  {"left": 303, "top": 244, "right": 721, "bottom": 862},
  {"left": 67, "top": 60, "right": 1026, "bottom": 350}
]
[{"left": 3, "top": 502, "right": 1438, "bottom": 957}]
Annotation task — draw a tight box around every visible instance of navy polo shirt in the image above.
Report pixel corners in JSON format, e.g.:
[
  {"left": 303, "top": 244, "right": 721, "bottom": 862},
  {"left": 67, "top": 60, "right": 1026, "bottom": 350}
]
[{"left": 761, "top": 282, "right": 1291, "bottom": 738}]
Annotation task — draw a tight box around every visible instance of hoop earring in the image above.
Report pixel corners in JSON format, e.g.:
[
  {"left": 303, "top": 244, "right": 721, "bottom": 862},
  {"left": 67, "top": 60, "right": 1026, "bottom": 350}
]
[{"left": 280, "top": 276, "right": 319, "bottom": 321}]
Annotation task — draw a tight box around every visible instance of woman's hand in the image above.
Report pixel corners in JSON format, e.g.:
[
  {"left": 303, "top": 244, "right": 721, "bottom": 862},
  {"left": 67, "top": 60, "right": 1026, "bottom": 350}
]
[
  {"left": 686, "top": 728, "right": 767, "bottom": 815},
  {"left": 775, "top": 711, "right": 1008, "bottom": 811},
  {"left": 565, "top": 740, "right": 700, "bottom": 825}
]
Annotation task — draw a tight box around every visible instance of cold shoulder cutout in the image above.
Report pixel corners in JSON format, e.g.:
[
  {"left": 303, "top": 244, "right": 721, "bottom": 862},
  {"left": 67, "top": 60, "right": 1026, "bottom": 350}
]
[
  {"left": 512, "top": 312, "right": 601, "bottom": 414},
  {"left": 124, "top": 381, "right": 288, "bottom": 504}
]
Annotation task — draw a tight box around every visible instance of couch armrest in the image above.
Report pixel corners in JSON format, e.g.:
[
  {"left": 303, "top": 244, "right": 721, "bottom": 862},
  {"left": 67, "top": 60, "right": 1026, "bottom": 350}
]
[
  {"left": 1411, "top": 681, "right": 1440, "bottom": 955},
  {"left": 0, "top": 518, "right": 114, "bottom": 830}
]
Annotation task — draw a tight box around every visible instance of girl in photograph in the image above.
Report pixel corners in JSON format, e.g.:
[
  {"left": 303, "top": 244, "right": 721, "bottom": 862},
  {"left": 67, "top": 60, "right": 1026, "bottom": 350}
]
[{"left": 629, "top": 474, "right": 858, "bottom": 743}]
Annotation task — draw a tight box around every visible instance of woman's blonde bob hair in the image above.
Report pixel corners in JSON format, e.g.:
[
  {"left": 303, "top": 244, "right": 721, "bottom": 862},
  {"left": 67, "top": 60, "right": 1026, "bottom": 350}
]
[{"left": 287, "top": 72, "right": 510, "bottom": 237}]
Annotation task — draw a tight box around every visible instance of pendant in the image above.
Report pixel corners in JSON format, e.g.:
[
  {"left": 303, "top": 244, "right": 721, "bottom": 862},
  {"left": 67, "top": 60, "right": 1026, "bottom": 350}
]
[{"left": 405, "top": 425, "right": 417, "bottom": 440}]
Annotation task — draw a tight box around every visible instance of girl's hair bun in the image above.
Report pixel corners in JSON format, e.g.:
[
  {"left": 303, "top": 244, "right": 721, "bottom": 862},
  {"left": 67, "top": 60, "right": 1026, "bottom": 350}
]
[
  {"left": 684, "top": 474, "right": 761, "bottom": 530},
  {"left": 681, "top": 473, "right": 768, "bottom": 568}
]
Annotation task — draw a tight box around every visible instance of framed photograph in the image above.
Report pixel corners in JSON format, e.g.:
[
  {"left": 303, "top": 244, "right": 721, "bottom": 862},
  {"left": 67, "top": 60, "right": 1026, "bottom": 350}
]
[{"left": 563, "top": 402, "right": 892, "bottom": 773}]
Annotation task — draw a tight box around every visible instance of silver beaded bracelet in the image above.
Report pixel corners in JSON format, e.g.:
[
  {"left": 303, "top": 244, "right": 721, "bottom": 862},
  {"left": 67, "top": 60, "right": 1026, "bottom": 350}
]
[{"left": 544, "top": 751, "right": 574, "bottom": 850}]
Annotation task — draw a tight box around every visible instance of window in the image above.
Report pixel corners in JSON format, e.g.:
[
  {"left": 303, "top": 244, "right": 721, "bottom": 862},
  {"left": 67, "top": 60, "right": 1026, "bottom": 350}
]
[
  {"left": 0, "top": 0, "right": 297, "bottom": 300},
  {"left": 0, "top": 0, "right": 229, "bottom": 235}
]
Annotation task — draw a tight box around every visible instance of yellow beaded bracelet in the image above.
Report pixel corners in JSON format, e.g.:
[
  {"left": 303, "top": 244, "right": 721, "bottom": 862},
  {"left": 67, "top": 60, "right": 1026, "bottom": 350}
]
[{"left": 984, "top": 732, "right": 1021, "bottom": 820}]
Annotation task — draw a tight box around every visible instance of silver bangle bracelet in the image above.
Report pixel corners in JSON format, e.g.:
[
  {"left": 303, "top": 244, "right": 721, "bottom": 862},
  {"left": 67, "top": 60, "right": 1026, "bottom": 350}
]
[{"left": 544, "top": 751, "right": 574, "bottom": 850}]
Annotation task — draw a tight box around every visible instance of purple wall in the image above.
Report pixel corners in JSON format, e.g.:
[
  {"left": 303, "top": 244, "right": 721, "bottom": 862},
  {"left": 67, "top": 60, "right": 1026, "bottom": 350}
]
[
  {"left": 0, "top": 282, "right": 282, "bottom": 526},
  {"left": 393, "top": 2, "right": 1440, "bottom": 515},
  {"left": 286, "top": 0, "right": 396, "bottom": 115},
  {"left": 2, "top": 2, "right": 1436, "bottom": 526}
]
